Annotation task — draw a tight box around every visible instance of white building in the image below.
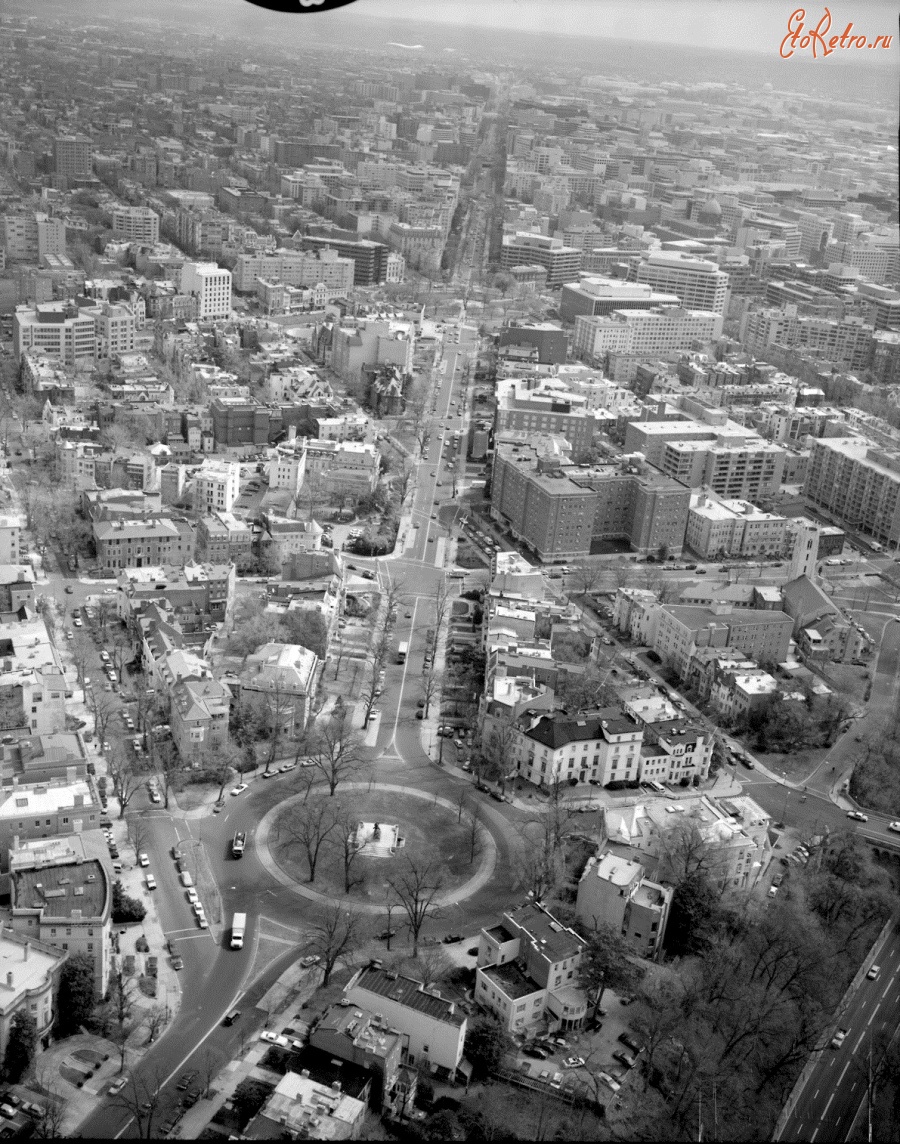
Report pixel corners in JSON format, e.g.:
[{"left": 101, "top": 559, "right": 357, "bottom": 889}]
[
  {"left": 686, "top": 492, "right": 787, "bottom": 558},
  {"left": 13, "top": 302, "right": 96, "bottom": 365},
  {"left": 193, "top": 459, "right": 240, "bottom": 514},
  {"left": 0, "top": 927, "right": 66, "bottom": 1055},
  {"left": 344, "top": 965, "right": 468, "bottom": 1077},
  {"left": 507, "top": 707, "right": 644, "bottom": 789},
  {"left": 576, "top": 853, "right": 672, "bottom": 960},
  {"left": 0, "top": 516, "right": 22, "bottom": 565},
  {"left": 180, "top": 261, "right": 232, "bottom": 321},
  {"left": 630, "top": 251, "right": 729, "bottom": 314},
  {"left": 110, "top": 206, "right": 160, "bottom": 245}
]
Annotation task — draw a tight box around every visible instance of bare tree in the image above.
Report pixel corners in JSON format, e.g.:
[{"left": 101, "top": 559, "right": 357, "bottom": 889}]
[
  {"left": 86, "top": 688, "right": 118, "bottom": 750},
  {"left": 70, "top": 644, "right": 91, "bottom": 690},
  {"left": 276, "top": 795, "right": 338, "bottom": 883},
  {"left": 419, "top": 667, "right": 441, "bottom": 719},
  {"left": 569, "top": 561, "right": 604, "bottom": 597},
  {"left": 106, "top": 749, "right": 143, "bottom": 819},
  {"left": 362, "top": 632, "right": 390, "bottom": 728},
  {"left": 126, "top": 813, "right": 150, "bottom": 862},
  {"left": 30, "top": 1071, "right": 65, "bottom": 1140},
  {"left": 332, "top": 801, "right": 367, "bottom": 895},
  {"left": 305, "top": 902, "right": 366, "bottom": 987},
  {"left": 431, "top": 580, "right": 452, "bottom": 636},
  {"left": 479, "top": 718, "right": 517, "bottom": 794},
  {"left": 151, "top": 737, "right": 184, "bottom": 811},
  {"left": 95, "top": 596, "right": 118, "bottom": 642},
  {"left": 109, "top": 626, "right": 132, "bottom": 684},
  {"left": 111, "top": 1070, "right": 165, "bottom": 1140},
  {"left": 141, "top": 1004, "right": 168, "bottom": 1046},
  {"left": 306, "top": 707, "right": 368, "bottom": 796},
  {"left": 198, "top": 1048, "right": 223, "bottom": 1099},
  {"left": 387, "top": 855, "right": 447, "bottom": 957},
  {"left": 411, "top": 945, "right": 453, "bottom": 991},
  {"left": 109, "top": 961, "right": 136, "bottom": 1073}
]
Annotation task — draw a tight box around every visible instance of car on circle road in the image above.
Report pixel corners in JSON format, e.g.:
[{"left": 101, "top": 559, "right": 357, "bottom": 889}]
[
  {"left": 231, "top": 783, "right": 249, "bottom": 797},
  {"left": 145, "top": 875, "right": 156, "bottom": 891},
  {"left": 138, "top": 852, "right": 149, "bottom": 868},
  {"left": 867, "top": 965, "right": 880, "bottom": 980},
  {"left": 280, "top": 761, "right": 296, "bottom": 773},
  {"left": 888, "top": 821, "right": 900, "bottom": 833}
]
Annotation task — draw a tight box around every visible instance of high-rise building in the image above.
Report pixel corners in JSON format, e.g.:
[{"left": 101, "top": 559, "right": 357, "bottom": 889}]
[
  {"left": 179, "top": 262, "right": 232, "bottom": 320},
  {"left": 804, "top": 437, "right": 900, "bottom": 549},
  {"left": 500, "top": 232, "right": 582, "bottom": 288},
  {"left": 12, "top": 301, "right": 96, "bottom": 365},
  {"left": 629, "top": 251, "right": 729, "bottom": 314},
  {"left": 52, "top": 135, "right": 93, "bottom": 180},
  {"left": 110, "top": 206, "right": 160, "bottom": 245}
]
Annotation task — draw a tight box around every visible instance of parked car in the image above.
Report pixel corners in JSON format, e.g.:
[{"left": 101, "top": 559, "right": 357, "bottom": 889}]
[
  {"left": 612, "top": 1050, "right": 637, "bottom": 1070},
  {"left": 597, "top": 1071, "right": 621, "bottom": 1093},
  {"left": 146, "top": 875, "right": 156, "bottom": 891},
  {"left": 867, "top": 964, "right": 880, "bottom": 980},
  {"left": 300, "top": 955, "right": 321, "bottom": 968},
  {"left": 847, "top": 810, "right": 868, "bottom": 822},
  {"left": 618, "top": 1032, "right": 644, "bottom": 1055},
  {"left": 563, "top": 1056, "right": 585, "bottom": 1069},
  {"left": 260, "top": 1032, "right": 289, "bottom": 1047},
  {"left": 108, "top": 1076, "right": 128, "bottom": 1096},
  {"left": 231, "top": 783, "right": 249, "bottom": 797},
  {"left": 524, "top": 1047, "right": 550, "bottom": 1060},
  {"left": 831, "top": 1028, "right": 848, "bottom": 1049},
  {"left": 138, "top": 852, "right": 149, "bottom": 868},
  {"left": 280, "top": 761, "right": 296, "bottom": 773}
]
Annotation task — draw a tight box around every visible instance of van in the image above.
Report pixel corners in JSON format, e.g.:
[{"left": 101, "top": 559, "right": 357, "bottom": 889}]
[
  {"left": 870, "top": 541, "right": 884, "bottom": 553},
  {"left": 179, "top": 871, "right": 194, "bottom": 888},
  {"left": 223, "top": 1009, "right": 241, "bottom": 1027}
]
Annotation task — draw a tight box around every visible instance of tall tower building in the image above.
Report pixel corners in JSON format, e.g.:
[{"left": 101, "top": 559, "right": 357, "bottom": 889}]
[{"left": 52, "top": 135, "right": 93, "bottom": 181}]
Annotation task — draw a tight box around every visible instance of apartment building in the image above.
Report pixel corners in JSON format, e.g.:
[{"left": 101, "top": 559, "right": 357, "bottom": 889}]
[
  {"left": 301, "top": 235, "right": 392, "bottom": 286},
  {"left": 653, "top": 603, "right": 794, "bottom": 677},
  {"left": 209, "top": 396, "right": 270, "bottom": 448},
  {"left": 0, "top": 780, "right": 103, "bottom": 865},
  {"left": 630, "top": 251, "right": 729, "bottom": 314},
  {"left": 170, "top": 672, "right": 231, "bottom": 762},
  {"left": 234, "top": 248, "right": 354, "bottom": 294},
  {"left": 330, "top": 318, "right": 414, "bottom": 384},
  {"left": 740, "top": 306, "right": 874, "bottom": 371},
  {"left": 0, "top": 515, "right": 22, "bottom": 565},
  {"left": 344, "top": 966, "right": 467, "bottom": 1077},
  {"left": 0, "top": 614, "right": 68, "bottom": 737},
  {"left": 500, "top": 233, "right": 582, "bottom": 288},
  {"left": 490, "top": 433, "right": 690, "bottom": 560},
  {"left": 475, "top": 902, "right": 587, "bottom": 1035},
  {"left": 193, "top": 459, "right": 241, "bottom": 514},
  {"left": 804, "top": 437, "right": 900, "bottom": 548},
  {"left": 195, "top": 511, "right": 252, "bottom": 569},
  {"left": 179, "top": 261, "right": 232, "bottom": 321},
  {"left": 686, "top": 492, "right": 787, "bottom": 558},
  {"left": 1, "top": 213, "right": 67, "bottom": 262},
  {"left": 576, "top": 853, "right": 672, "bottom": 960},
  {"left": 110, "top": 206, "right": 160, "bottom": 245},
  {"left": 53, "top": 135, "right": 92, "bottom": 180},
  {"left": 92, "top": 518, "right": 195, "bottom": 572},
  {"left": 659, "top": 436, "right": 786, "bottom": 500},
  {"left": 507, "top": 707, "right": 644, "bottom": 789},
  {"left": 9, "top": 839, "right": 111, "bottom": 997},
  {"left": 494, "top": 378, "right": 608, "bottom": 455}
]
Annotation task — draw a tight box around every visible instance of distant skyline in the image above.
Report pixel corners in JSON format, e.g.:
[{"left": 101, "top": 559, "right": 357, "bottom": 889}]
[{"left": 357, "top": 0, "right": 899, "bottom": 57}]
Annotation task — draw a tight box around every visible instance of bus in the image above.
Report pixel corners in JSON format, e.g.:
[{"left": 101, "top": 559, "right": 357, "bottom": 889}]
[
  {"left": 231, "top": 912, "right": 246, "bottom": 950},
  {"left": 396, "top": 641, "right": 408, "bottom": 665}
]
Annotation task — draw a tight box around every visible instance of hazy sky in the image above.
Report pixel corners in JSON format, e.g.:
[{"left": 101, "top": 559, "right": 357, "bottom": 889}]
[{"left": 357, "top": 0, "right": 900, "bottom": 55}]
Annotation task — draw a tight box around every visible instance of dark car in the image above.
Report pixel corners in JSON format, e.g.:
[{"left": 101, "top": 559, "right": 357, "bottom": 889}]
[
  {"left": 181, "top": 1090, "right": 200, "bottom": 1108},
  {"left": 618, "top": 1032, "right": 644, "bottom": 1055},
  {"left": 524, "top": 1046, "right": 550, "bottom": 1060},
  {"left": 377, "top": 929, "right": 397, "bottom": 941},
  {"left": 612, "top": 1050, "right": 637, "bottom": 1070},
  {"left": 176, "top": 1071, "right": 197, "bottom": 1091}
]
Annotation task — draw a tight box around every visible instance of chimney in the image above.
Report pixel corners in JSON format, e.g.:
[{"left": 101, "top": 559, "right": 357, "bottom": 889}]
[
  {"left": 300, "top": 1069, "right": 310, "bottom": 1079},
  {"left": 331, "top": 1081, "right": 341, "bottom": 1093},
  {"left": 23, "top": 943, "right": 28, "bottom": 961},
  {"left": 5, "top": 973, "right": 11, "bottom": 988}
]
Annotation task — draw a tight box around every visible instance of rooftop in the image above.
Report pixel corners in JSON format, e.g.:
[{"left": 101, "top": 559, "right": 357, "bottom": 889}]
[
  {"left": 349, "top": 968, "right": 465, "bottom": 1026},
  {"left": 480, "top": 959, "right": 543, "bottom": 1001}
]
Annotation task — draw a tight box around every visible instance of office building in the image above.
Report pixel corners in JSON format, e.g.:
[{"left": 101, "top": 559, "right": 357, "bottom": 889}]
[
  {"left": 179, "top": 261, "right": 232, "bottom": 321},
  {"left": 475, "top": 902, "right": 587, "bottom": 1035},
  {"left": 500, "top": 233, "right": 582, "bottom": 289},
  {"left": 559, "top": 277, "right": 681, "bottom": 324},
  {"left": 573, "top": 306, "right": 722, "bottom": 361},
  {"left": 344, "top": 966, "right": 467, "bottom": 1077},
  {"left": 804, "top": 437, "right": 900, "bottom": 549},
  {"left": 300, "top": 235, "right": 391, "bottom": 286},
  {"left": 12, "top": 301, "right": 96, "bottom": 365},
  {"left": 9, "top": 839, "right": 111, "bottom": 997},
  {"left": 0, "top": 927, "right": 66, "bottom": 1056},
  {"left": 110, "top": 206, "right": 160, "bottom": 245},
  {"left": 629, "top": 251, "right": 729, "bottom": 314}
]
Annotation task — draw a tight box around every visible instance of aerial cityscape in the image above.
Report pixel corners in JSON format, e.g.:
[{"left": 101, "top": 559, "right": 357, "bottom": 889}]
[{"left": 0, "top": 0, "right": 897, "bottom": 1139}]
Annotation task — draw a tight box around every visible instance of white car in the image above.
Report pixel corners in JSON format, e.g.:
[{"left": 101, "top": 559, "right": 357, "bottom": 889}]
[
  {"left": 192, "top": 901, "right": 204, "bottom": 917},
  {"left": 149, "top": 791, "right": 161, "bottom": 804},
  {"left": 146, "top": 874, "right": 156, "bottom": 891},
  {"left": 138, "top": 853, "right": 149, "bottom": 868},
  {"left": 196, "top": 913, "right": 208, "bottom": 929},
  {"left": 888, "top": 822, "right": 900, "bottom": 833},
  {"left": 597, "top": 1071, "right": 621, "bottom": 1093},
  {"left": 280, "top": 761, "right": 297, "bottom": 773},
  {"left": 186, "top": 888, "right": 199, "bottom": 905},
  {"left": 866, "top": 965, "right": 880, "bottom": 980},
  {"left": 847, "top": 810, "right": 868, "bottom": 822},
  {"left": 260, "top": 1032, "right": 289, "bottom": 1047},
  {"left": 231, "top": 783, "right": 249, "bottom": 797},
  {"left": 73, "top": 618, "right": 82, "bottom": 627}
]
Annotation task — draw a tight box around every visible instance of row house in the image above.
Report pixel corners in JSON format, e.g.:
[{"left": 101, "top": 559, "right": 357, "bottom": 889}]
[{"left": 576, "top": 853, "right": 672, "bottom": 960}]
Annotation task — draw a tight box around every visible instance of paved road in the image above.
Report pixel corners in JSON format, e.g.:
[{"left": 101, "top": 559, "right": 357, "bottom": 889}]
[{"left": 776, "top": 925, "right": 900, "bottom": 1142}]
